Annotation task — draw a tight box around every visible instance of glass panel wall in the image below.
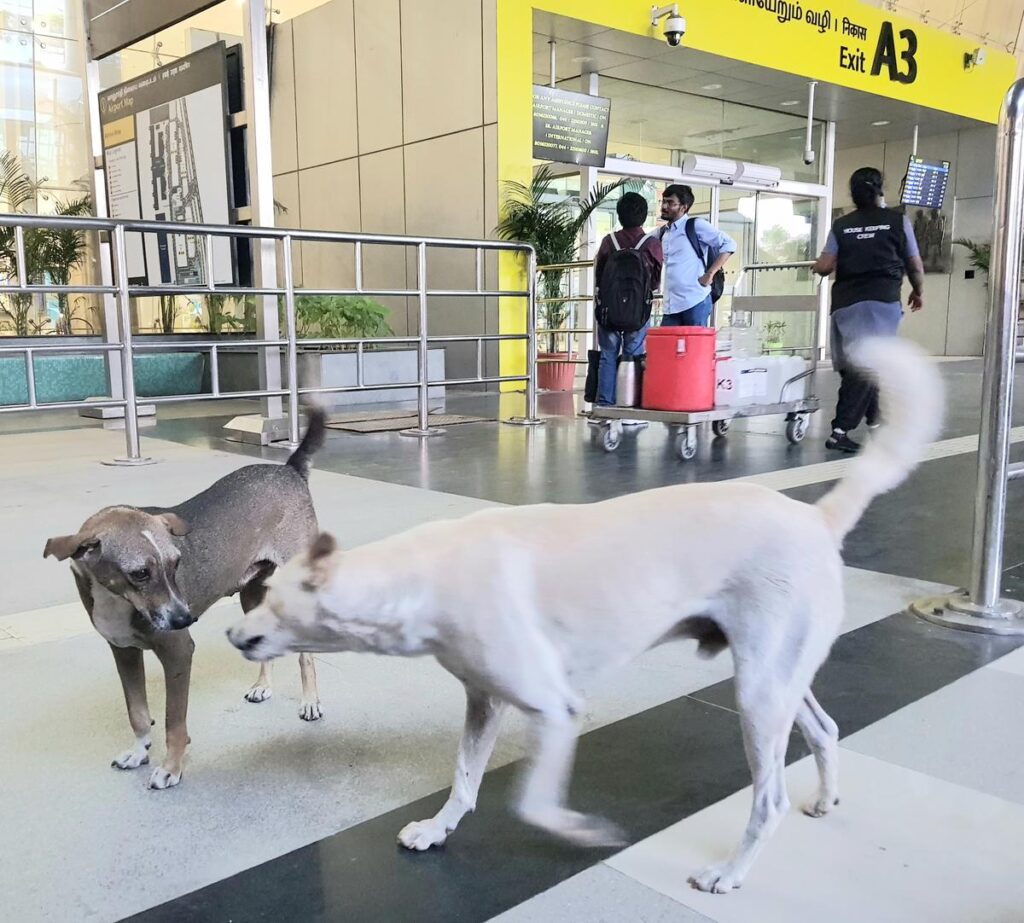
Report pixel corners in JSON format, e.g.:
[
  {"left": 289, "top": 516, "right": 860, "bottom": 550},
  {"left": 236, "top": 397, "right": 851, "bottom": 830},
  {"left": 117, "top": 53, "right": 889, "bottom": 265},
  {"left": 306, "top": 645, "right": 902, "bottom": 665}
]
[{"left": 599, "top": 76, "right": 824, "bottom": 186}]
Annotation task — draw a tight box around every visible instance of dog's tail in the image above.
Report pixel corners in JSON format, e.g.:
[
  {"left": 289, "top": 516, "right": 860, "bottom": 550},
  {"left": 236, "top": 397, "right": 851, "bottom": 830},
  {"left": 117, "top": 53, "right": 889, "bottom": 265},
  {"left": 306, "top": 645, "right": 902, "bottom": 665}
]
[
  {"left": 286, "top": 407, "right": 327, "bottom": 480},
  {"left": 817, "top": 337, "right": 943, "bottom": 543}
]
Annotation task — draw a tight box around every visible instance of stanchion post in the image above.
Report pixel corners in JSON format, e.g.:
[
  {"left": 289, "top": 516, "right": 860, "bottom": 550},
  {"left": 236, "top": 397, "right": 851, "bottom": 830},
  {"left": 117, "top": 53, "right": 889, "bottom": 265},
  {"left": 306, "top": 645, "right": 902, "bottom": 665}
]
[
  {"left": 400, "top": 242, "right": 443, "bottom": 438},
  {"left": 911, "top": 79, "right": 1024, "bottom": 634},
  {"left": 282, "top": 235, "right": 301, "bottom": 448},
  {"left": 104, "top": 224, "right": 154, "bottom": 466}
]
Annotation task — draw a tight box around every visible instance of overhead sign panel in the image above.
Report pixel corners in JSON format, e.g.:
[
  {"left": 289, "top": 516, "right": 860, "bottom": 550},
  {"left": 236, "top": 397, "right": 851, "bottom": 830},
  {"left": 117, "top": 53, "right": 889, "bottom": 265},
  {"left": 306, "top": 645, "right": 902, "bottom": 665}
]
[
  {"left": 532, "top": 86, "right": 611, "bottom": 167},
  {"left": 85, "top": 0, "right": 223, "bottom": 60}
]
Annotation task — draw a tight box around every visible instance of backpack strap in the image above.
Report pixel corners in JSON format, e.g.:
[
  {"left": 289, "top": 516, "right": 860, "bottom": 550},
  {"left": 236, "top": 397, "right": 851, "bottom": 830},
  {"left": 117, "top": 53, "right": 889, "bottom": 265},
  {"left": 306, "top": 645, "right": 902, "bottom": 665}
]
[
  {"left": 609, "top": 232, "right": 622, "bottom": 251},
  {"left": 684, "top": 217, "right": 710, "bottom": 271},
  {"left": 633, "top": 233, "right": 652, "bottom": 251}
]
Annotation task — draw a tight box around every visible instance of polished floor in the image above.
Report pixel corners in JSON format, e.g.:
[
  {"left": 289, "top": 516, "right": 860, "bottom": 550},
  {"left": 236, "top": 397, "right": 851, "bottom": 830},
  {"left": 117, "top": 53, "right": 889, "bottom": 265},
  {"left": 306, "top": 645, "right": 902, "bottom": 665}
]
[{"left": 2, "top": 360, "right": 1023, "bottom": 923}]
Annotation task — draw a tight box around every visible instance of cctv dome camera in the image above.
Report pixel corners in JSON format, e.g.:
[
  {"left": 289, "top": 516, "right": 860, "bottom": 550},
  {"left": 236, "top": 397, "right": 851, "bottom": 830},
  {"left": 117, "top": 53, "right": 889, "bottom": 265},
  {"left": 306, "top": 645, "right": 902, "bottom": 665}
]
[{"left": 663, "top": 14, "right": 686, "bottom": 46}]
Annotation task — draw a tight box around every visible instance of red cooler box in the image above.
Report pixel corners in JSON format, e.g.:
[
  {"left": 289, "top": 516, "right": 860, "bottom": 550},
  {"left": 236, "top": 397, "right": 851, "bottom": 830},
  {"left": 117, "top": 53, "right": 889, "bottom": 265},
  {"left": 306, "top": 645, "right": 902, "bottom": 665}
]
[{"left": 641, "top": 326, "right": 716, "bottom": 411}]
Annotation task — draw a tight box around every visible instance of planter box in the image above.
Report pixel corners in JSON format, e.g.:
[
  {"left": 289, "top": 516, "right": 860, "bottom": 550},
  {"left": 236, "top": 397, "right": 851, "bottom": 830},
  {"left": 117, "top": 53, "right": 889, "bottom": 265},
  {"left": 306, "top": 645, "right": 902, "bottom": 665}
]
[
  {"left": 216, "top": 348, "right": 446, "bottom": 407},
  {"left": 0, "top": 352, "right": 204, "bottom": 406}
]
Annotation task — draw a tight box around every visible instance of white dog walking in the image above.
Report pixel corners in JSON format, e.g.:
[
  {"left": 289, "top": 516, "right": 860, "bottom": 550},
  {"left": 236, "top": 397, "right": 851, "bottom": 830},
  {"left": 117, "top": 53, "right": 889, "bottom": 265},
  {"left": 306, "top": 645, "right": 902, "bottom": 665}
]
[{"left": 228, "top": 337, "right": 942, "bottom": 894}]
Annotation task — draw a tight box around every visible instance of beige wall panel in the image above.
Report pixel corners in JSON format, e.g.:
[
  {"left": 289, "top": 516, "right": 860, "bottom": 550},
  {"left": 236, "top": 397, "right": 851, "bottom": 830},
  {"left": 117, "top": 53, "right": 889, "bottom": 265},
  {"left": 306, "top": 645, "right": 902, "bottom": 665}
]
[
  {"left": 294, "top": 0, "right": 358, "bottom": 169},
  {"left": 355, "top": 0, "right": 404, "bottom": 154},
  {"left": 401, "top": 0, "right": 483, "bottom": 143},
  {"left": 270, "top": 21, "right": 298, "bottom": 176},
  {"left": 297, "top": 158, "right": 361, "bottom": 290}
]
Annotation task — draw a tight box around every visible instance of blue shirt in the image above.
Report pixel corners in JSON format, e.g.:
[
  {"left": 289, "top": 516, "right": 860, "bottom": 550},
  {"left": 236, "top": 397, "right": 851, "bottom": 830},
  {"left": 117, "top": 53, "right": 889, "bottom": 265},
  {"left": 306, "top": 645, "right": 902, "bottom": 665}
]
[{"left": 661, "top": 217, "right": 737, "bottom": 314}]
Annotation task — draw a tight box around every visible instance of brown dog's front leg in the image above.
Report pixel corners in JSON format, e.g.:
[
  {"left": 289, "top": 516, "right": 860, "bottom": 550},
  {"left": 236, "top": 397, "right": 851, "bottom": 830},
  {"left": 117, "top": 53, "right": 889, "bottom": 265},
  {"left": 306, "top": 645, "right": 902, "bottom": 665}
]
[
  {"left": 109, "top": 644, "right": 154, "bottom": 771},
  {"left": 148, "top": 630, "right": 195, "bottom": 790}
]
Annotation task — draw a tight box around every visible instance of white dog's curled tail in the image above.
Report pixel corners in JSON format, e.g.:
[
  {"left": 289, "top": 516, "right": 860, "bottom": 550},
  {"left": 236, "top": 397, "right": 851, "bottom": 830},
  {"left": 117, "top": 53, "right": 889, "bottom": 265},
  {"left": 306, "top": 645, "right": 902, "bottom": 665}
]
[{"left": 817, "top": 337, "right": 944, "bottom": 543}]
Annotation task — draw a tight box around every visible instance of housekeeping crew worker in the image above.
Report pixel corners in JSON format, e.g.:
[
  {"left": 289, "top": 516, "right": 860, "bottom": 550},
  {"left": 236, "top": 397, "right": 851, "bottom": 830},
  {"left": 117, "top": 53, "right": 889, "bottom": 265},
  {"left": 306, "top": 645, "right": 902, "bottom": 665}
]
[{"left": 812, "top": 166, "right": 925, "bottom": 454}]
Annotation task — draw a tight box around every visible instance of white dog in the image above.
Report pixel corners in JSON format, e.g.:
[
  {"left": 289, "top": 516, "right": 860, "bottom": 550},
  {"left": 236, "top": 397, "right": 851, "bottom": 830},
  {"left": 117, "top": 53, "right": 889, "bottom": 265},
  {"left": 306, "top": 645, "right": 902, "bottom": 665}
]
[{"left": 228, "top": 337, "right": 942, "bottom": 894}]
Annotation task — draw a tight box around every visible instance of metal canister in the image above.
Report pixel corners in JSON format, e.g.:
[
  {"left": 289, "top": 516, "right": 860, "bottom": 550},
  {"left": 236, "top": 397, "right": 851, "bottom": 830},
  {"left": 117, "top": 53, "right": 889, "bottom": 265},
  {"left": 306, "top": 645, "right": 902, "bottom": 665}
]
[{"left": 615, "top": 355, "right": 644, "bottom": 407}]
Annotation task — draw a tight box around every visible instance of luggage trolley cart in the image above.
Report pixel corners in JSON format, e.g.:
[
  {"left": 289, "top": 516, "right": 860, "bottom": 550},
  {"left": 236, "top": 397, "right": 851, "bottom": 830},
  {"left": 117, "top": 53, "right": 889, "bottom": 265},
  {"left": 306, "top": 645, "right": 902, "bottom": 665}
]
[{"left": 592, "top": 261, "right": 823, "bottom": 461}]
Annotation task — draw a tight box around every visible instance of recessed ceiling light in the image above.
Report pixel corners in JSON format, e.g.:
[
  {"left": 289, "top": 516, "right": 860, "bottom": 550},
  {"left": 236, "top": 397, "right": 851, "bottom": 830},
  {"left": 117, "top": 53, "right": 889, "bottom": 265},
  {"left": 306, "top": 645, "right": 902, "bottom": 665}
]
[
  {"left": 780, "top": 100, "right": 800, "bottom": 106},
  {"left": 702, "top": 83, "right": 723, "bottom": 90},
  {"left": 872, "top": 119, "right": 891, "bottom": 126}
]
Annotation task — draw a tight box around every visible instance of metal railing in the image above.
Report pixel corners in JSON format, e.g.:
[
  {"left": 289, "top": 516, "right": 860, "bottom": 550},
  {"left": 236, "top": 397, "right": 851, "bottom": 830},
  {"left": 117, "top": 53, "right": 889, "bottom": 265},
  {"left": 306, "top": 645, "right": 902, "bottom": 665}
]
[
  {"left": 911, "top": 78, "right": 1024, "bottom": 635},
  {"left": 0, "top": 215, "right": 542, "bottom": 463},
  {"left": 536, "top": 259, "right": 597, "bottom": 364}
]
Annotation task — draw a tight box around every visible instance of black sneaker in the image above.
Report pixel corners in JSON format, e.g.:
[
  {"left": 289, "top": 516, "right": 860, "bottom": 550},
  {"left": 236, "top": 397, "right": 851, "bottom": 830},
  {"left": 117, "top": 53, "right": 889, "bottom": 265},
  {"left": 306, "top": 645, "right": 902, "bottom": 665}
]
[{"left": 825, "top": 431, "right": 861, "bottom": 454}]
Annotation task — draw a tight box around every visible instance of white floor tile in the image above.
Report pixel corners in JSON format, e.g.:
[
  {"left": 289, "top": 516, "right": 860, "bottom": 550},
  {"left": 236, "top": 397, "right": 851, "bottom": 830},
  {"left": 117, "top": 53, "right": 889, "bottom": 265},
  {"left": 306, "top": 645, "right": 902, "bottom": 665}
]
[
  {"left": 608, "top": 751, "right": 1024, "bottom": 923},
  {"left": 491, "top": 864, "right": 713, "bottom": 923},
  {"left": 987, "top": 645, "right": 1024, "bottom": 677},
  {"left": 843, "top": 666, "right": 1024, "bottom": 807}
]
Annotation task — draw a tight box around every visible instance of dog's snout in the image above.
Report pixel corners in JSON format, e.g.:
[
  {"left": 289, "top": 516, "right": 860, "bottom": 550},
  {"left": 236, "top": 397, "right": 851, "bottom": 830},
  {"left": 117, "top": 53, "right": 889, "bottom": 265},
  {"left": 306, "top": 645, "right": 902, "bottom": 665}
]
[
  {"left": 164, "top": 606, "right": 194, "bottom": 631},
  {"left": 240, "top": 634, "right": 265, "bottom": 652},
  {"left": 227, "top": 628, "right": 265, "bottom": 652}
]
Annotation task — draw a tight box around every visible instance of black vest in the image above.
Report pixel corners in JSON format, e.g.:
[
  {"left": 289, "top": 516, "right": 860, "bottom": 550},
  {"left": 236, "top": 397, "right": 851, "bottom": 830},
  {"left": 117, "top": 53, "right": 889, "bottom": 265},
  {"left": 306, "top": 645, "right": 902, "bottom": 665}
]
[{"left": 831, "top": 206, "right": 907, "bottom": 311}]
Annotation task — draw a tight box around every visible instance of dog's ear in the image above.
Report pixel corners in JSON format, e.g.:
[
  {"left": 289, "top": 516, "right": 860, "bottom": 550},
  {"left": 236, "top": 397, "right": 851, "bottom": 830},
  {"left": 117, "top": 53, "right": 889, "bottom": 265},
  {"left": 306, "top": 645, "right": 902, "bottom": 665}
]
[
  {"left": 301, "top": 532, "right": 338, "bottom": 591},
  {"left": 309, "top": 532, "right": 336, "bottom": 561},
  {"left": 43, "top": 532, "right": 99, "bottom": 562},
  {"left": 159, "top": 513, "right": 191, "bottom": 536}
]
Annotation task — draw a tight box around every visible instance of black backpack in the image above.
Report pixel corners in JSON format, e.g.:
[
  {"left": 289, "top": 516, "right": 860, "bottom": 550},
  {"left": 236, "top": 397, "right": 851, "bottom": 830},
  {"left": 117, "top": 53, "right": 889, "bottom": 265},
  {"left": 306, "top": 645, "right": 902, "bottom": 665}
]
[
  {"left": 596, "top": 232, "right": 654, "bottom": 333},
  {"left": 683, "top": 217, "right": 726, "bottom": 304}
]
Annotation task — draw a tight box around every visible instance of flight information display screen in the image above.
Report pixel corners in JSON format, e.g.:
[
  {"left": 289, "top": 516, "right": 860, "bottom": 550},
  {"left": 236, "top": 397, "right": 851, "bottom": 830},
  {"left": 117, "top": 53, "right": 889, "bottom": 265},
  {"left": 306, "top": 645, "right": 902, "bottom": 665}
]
[{"left": 901, "top": 156, "right": 951, "bottom": 210}]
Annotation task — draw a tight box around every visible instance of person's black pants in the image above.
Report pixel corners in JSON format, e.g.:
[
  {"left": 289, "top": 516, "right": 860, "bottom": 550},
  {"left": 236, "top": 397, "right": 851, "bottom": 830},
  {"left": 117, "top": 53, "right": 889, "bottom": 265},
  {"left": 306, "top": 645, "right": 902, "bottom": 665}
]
[{"left": 831, "top": 368, "right": 879, "bottom": 433}]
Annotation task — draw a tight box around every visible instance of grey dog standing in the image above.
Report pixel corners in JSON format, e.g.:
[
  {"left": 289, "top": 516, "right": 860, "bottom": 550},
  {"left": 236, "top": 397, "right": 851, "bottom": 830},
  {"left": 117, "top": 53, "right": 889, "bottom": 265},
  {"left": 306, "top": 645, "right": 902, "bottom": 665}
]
[{"left": 43, "top": 410, "right": 327, "bottom": 790}]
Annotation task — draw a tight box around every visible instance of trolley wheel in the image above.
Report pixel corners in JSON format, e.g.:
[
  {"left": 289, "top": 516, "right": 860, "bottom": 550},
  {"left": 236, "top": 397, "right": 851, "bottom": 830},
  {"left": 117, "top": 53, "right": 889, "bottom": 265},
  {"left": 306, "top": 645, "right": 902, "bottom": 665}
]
[
  {"left": 602, "top": 421, "right": 623, "bottom": 452},
  {"left": 675, "top": 427, "right": 698, "bottom": 461},
  {"left": 785, "top": 414, "right": 808, "bottom": 445},
  {"left": 712, "top": 419, "right": 730, "bottom": 438}
]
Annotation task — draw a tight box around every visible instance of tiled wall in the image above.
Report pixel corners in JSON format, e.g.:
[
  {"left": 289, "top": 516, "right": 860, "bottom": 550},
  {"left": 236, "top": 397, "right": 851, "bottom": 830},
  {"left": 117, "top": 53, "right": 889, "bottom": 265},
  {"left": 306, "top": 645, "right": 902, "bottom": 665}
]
[
  {"left": 270, "top": 0, "right": 500, "bottom": 378},
  {"left": 834, "top": 125, "right": 997, "bottom": 357}
]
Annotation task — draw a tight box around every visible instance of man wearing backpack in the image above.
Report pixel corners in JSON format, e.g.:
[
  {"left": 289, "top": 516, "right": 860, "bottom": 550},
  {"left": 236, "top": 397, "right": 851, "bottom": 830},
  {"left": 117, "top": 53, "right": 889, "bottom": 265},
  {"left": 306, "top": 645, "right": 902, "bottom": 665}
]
[
  {"left": 593, "top": 191, "right": 664, "bottom": 406},
  {"left": 659, "top": 184, "right": 736, "bottom": 327}
]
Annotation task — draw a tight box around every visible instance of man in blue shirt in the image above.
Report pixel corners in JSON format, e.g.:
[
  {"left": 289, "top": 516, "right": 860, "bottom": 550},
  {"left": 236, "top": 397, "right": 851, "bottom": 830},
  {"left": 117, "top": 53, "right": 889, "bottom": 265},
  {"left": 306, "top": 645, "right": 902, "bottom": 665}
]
[{"left": 658, "top": 184, "right": 737, "bottom": 327}]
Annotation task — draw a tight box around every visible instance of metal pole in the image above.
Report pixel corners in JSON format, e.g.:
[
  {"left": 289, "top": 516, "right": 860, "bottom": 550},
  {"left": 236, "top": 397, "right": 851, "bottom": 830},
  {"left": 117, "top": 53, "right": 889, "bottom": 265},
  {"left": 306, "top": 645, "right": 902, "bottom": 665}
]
[
  {"left": 283, "top": 235, "right": 301, "bottom": 448},
  {"left": 970, "top": 82, "right": 1024, "bottom": 608},
  {"left": 224, "top": 0, "right": 286, "bottom": 446},
  {"left": 549, "top": 39, "right": 557, "bottom": 88},
  {"left": 104, "top": 224, "right": 153, "bottom": 466},
  {"left": 400, "top": 242, "right": 443, "bottom": 437},
  {"left": 911, "top": 79, "right": 1024, "bottom": 634}
]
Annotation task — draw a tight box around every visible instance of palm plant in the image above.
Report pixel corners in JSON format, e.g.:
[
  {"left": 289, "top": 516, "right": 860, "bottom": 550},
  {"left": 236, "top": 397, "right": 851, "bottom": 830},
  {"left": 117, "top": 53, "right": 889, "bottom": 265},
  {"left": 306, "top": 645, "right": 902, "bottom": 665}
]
[
  {"left": 45, "top": 194, "right": 93, "bottom": 335},
  {"left": 0, "top": 151, "right": 94, "bottom": 335},
  {"left": 496, "top": 166, "right": 631, "bottom": 353},
  {"left": 0, "top": 151, "right": 40, "bottom": 335},
  {"left": 953, "top": 238, "right": 990, "bottom": 281}
]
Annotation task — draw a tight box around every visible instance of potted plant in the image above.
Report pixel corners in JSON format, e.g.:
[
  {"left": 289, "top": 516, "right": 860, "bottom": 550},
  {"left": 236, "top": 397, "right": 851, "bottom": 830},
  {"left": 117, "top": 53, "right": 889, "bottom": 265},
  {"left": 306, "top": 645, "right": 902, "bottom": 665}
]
[
  {"left": 762, "top": 319, "right": 787, "bottom": 351},
  {"left": 284, "top": 294, "right": 442, "bottom": 409},
  {"left": 0, "top": 152, "right": 94, "bottom": 337},
  {"left": 496, "top": 166, "right": 629, "bottom": 391},
  {"left": 295, "top": 294, "right": 393, "bottom": 341},
  {"left": 953, "top": 238, "right": 990, "bottom": 283}
]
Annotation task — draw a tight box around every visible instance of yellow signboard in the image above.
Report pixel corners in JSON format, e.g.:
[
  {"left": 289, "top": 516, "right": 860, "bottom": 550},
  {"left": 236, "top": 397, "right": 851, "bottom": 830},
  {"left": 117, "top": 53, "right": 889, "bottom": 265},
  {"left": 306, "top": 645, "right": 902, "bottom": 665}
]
[
  {"left": 689, "top": 0, "right": 1015, "bottom": 123},
  {"left": 101, "top": 115, "right": 135, "bottom": 148}
]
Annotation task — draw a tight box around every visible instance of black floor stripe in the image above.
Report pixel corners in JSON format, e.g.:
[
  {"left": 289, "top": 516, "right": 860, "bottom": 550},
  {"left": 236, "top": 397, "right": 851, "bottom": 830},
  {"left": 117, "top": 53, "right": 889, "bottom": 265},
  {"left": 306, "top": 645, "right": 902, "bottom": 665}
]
[{"left": 124, "top": 613, "right": 1021, "bottom": 923}]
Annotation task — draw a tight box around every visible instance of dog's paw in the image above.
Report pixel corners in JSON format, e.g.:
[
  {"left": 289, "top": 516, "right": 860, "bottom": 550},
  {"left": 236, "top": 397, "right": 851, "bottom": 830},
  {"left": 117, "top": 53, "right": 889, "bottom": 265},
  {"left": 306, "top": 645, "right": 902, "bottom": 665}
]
[
  {"left": 111, "top": 737, "right": 151, "bottom": 771},
  {"left": 147, "top": 766, "right": 182, "bottom": 790},
  {"left": 397, "top": 819, "right": 449, "bottom": 851},
  {"left": 803, "top": 795, "right": 840, "bottom": 818},
  {"left": 690, "top": 863, "right": 742, "bottom": 894},
  {"left": 523, "top": 808, "right": 626, "bottom": 849},
  {"left": 299, "top": 699, "right": 323, "bottom": 722},
  {"left": 244, "top": 684, "right": 273, "bottom": 704}
]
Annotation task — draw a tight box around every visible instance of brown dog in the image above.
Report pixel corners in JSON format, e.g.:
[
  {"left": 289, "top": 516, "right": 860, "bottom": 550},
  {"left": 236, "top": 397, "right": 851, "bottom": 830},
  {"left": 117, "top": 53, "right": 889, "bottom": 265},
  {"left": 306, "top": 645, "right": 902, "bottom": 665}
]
[{"left": 44, "top": 410, "right": 327, "bottom": 789}]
